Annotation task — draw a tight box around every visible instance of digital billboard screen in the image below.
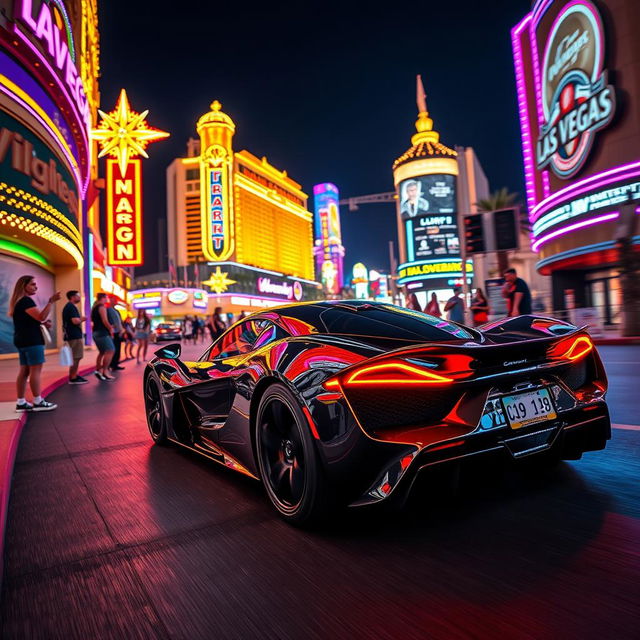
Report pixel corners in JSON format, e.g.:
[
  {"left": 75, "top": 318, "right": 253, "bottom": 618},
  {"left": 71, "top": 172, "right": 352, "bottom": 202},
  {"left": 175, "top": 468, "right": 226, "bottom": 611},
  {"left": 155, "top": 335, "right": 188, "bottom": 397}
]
[
  {"left": 399, "top": 174, "right": 456, "bottom": 221},
  {"left": 409, "top": 214, "right": 460, "bottom": 261}
]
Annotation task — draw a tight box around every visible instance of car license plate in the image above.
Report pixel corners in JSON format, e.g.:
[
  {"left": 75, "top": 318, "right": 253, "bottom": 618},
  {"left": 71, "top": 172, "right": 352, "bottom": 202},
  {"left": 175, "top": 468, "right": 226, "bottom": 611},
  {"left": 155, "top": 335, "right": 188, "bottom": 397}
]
[{"left": 501, "top": 388, "right": 556, "bottom": 430}]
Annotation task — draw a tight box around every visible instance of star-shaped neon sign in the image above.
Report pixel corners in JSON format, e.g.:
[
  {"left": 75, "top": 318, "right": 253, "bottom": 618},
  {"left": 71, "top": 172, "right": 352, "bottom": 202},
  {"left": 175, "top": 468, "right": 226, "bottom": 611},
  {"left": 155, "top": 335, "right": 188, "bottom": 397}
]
[
  {"left": 92, "top": 89, "right": 169, "bottom": 175},
  {"left": 202, "top": 267, "right": 237, "bottom": 294}
]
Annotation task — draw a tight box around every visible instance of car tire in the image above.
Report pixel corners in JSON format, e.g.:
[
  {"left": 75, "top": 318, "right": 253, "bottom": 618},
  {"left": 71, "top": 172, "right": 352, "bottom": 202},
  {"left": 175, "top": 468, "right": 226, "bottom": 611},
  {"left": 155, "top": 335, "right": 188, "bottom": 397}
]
[
  {"left": 255, "top": 384, "right": 330, "bottom": 525},
  {"left": 144, "top": 374, "right": 168, "bottom": 445}
]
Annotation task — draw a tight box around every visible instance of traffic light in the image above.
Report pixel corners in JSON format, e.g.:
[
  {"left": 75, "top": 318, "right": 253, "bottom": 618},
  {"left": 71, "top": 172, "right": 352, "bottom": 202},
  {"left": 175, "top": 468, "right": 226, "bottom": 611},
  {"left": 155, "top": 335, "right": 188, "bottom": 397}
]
[
  {"left": 464, "top": 213, "right": 485, "bottom": 254},
  {"left": 493, "top": 208, "right": 519, "bottom": 251}
]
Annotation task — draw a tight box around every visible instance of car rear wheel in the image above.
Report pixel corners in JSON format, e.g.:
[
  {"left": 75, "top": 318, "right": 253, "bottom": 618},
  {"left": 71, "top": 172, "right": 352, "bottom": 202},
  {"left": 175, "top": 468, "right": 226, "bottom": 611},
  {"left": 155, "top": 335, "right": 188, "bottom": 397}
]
[
  {"left": 256, "top": 384, "right": 329, "bottom": 525},
  {"left": 145, "top": 375, "right": 168, "bottom": 445}
]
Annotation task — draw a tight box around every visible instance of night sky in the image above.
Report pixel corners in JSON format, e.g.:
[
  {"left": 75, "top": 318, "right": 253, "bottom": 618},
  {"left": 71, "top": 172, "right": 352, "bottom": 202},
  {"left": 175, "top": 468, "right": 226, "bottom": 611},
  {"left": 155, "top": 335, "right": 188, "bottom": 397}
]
[{"left": 98, "top": 0, "right": 532, "bottom": 276}]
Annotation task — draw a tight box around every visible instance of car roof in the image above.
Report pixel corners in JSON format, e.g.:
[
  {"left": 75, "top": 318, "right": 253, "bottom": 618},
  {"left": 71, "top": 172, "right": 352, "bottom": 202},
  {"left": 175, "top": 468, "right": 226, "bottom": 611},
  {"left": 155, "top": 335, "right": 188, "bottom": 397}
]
[{"left": 248, "top": 300, "right": 475, "bottom": 342}]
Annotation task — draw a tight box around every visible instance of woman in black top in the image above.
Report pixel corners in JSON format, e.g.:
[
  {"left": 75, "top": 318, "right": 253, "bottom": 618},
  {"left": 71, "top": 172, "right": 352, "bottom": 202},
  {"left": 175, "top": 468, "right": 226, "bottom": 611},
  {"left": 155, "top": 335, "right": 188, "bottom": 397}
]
[{"left": 8, "top": 275, "right": 61, "bottom": 412}]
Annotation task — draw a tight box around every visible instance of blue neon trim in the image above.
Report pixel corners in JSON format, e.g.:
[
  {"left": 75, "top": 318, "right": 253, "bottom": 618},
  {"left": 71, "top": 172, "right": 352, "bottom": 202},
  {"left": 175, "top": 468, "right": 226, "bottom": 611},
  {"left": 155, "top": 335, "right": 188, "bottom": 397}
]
[{"left": 406, "top": 220, "right": 414, "bottom": 262}]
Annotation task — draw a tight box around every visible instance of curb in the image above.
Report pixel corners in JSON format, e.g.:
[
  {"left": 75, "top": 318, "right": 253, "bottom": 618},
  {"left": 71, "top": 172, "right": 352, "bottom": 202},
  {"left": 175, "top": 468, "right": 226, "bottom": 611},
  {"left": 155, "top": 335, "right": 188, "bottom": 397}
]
[{"left": 0, "top": 365, "right": 94, "bottom": 586}]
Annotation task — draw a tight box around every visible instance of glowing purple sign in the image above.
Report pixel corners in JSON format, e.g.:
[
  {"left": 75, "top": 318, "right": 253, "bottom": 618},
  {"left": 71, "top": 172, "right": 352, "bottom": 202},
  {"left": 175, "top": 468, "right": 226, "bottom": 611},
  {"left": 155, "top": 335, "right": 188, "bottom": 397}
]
[{"left": 16, "top": 0, "right": 89, "bottom": 130}]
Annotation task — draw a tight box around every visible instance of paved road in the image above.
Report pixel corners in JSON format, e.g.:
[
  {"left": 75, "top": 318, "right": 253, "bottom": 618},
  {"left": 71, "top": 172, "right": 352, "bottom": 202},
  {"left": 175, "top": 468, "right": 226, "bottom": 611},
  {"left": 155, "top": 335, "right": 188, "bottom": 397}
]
[{"left": 1, "top": 344, "right": 639, "bottom": 639}]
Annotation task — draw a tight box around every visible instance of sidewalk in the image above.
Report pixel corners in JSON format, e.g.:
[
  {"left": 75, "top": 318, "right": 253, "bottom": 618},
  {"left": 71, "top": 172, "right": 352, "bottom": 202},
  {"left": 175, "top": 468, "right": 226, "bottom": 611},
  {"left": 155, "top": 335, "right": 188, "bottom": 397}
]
[{"left": 0, "top": 349, "right": 97, "bottom": 581}]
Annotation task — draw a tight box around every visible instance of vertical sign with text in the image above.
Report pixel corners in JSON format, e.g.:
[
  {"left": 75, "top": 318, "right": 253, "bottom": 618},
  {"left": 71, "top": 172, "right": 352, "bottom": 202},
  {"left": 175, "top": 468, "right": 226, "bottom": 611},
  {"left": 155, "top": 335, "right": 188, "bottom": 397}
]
[{"left": 106, "top": 158, "right": 143, "bottom": 265}]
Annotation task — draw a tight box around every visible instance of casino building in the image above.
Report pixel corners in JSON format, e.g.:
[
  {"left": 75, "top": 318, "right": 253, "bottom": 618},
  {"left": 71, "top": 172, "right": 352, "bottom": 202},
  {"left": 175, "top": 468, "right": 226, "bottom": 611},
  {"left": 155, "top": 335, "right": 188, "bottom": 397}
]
[
  {"left": 512, "top": 0, "right": 640, "bottom": 323},
  {"left": 163, "top": 101, "right": 320, "bottom": 314},
  {"left": 392, "top": 85, "right": 490, "bottom": 310}
]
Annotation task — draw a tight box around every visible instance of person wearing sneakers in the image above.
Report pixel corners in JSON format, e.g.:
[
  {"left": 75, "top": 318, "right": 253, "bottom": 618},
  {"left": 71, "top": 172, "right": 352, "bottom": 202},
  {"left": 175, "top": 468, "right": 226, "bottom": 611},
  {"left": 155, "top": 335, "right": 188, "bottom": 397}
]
[
  {"left": 8, "top": 275, "right": 60, "bottom": 412},
  {"left": 62, "top": 290, "right": 88, "bottom": 385},
  {"left": 91, "top": 293, "right": 115, "bottom": 381}
]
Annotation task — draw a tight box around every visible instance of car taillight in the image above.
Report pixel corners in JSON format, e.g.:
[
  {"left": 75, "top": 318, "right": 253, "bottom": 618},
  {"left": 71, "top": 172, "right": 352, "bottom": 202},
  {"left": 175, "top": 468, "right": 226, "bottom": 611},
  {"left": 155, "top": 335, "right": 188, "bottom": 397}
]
[
  {"left": 548, "top": 335, "right": 594, "bottom": 361},
  {"left": 323, "top": 360, "right": 454, "bottom": 390}
]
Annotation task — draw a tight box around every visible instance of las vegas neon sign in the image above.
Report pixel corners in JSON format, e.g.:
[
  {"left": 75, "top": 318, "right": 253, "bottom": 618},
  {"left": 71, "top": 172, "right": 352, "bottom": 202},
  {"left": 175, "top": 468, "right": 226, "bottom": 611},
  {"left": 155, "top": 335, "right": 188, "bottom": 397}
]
[
  {"left": 17, "top": 0, "right": 90, "bottom": 129},
  {"left": 535, "top": 1, "right": 615, "bottom": 179}
]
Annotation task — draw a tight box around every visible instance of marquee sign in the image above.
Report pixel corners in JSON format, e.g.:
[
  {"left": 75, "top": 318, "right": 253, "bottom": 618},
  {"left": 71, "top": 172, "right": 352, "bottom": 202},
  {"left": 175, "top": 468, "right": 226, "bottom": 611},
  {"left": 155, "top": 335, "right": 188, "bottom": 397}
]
[
  {"left": 106, "top": 158, "right": 143, "bottom": 265},
  {"left": 201, "top": 144, "right": 234, "bottom": 261},
  {"left": 397, "top": 259, "right": 473, "bottom": 288},
  {"left": 17, "top": 0, "right": 90, "bottom": 129},
  {"left": 536, "top": 0, "right": 615, "bottom": 179},
  {"left": 94, "top": 90, "right": 169, "bottom": 266}
]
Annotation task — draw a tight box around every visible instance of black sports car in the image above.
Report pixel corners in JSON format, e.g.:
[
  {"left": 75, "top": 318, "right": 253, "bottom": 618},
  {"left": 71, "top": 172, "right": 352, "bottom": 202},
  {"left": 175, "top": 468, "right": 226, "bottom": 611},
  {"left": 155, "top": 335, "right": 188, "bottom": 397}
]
[{"left": 143, "top": 301, "right": 610, "bottom": 524}]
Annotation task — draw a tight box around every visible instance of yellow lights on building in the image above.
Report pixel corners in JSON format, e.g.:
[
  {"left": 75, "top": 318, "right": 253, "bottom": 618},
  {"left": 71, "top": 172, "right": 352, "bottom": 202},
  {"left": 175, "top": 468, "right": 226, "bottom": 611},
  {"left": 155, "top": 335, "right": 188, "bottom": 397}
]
[
  {"left": 198, "top": 102, "right": 235, "bottom": 261},
  {"left": 201, "top": 267, "right": 237, "bottom": 294},
  {"left": 93, "top": 89, "right": 169, "bottom": 176},
  {"left": 167, "top": 100, "right": 316, "bottom": 283}
]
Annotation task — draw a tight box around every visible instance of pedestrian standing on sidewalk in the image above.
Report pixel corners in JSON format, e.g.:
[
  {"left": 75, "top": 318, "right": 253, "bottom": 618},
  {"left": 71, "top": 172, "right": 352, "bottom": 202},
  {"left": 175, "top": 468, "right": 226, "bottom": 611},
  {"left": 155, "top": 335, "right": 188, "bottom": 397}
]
[
  {"left": 62, "top": 290, "right": 88, "bottom": 385},
  {"left": 470, "top": 287, "right": 490, "bottom": 327},
  {"left": 91, "top": 293, "right": 115, "bottom": 381},
  {"left": 8, "top": 275, "right": 60, "bottom": 412},
  {"left": 123, "top": 316, "right": 135, "bottom": 360},
  {"left": 444, "top": 285, "right": 466, "bottom": 325},
  {"left": 405, "top": 292, "right": 422, "bottom": 312},
  {"left": 502, "top": 268, "right": 532, "bottom": 317},
  {"left": 107, "top": 299, "right": 125, "bottom": 372},
  {"left": 135, "top": 309, "right": 151, "bottom": 364},
  {"left": 425, "top": 292, "right": 442, "bottom": 317}
]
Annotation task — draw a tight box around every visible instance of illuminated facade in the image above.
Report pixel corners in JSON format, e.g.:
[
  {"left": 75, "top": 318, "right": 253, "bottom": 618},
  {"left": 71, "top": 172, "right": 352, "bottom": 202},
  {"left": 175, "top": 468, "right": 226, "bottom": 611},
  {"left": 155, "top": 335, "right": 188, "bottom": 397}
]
[
  {"left": 166, "top": 101, "right": 320, "bottom": 313},
  {"left": 513, "top": 0, "right": 640, "bottom": 320},
  {"left": 0, "top": 0, "right": 97, "bottom": 353},
  {"left": 392, "top": 81, "right": 488, "bottom": 308},
  {"left": 313, "top": 183, "right": 345, "bottom": 296}
]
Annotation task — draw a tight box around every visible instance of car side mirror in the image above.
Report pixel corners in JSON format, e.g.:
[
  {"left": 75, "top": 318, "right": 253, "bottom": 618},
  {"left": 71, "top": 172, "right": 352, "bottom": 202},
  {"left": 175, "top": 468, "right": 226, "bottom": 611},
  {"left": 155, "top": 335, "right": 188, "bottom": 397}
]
[{"left": 154, "top": 343, "right": 181, "bottom": 359}]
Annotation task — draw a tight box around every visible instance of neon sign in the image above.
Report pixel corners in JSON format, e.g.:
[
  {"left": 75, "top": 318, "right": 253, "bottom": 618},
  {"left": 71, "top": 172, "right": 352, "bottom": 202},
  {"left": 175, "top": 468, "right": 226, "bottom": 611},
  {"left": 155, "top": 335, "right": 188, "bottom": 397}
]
[
  {"left": 17, "top": 0, "right": 89, "bottom": 128},
  {"left": 132, "top": 290, "right": 162, "bottom": 309},
  {"left": 106, "top": 159, "right": 143, "bottom": 265},
  {"left": 201, "top": 144, "right": 233, "bottom": 261},
  {"left": 535, "top": 0, "right": 615, "bottom": 179},
  {"left": 397, "top": 259, "right": 473, "bottom": 286},
  {"left": 94, "top": 90, "right": 168, "bottom": 267},
  {"left": 533, "top": 180, "right": 640, "bottom": 237},
  {"left": 210, "top": 169, "right": 224, "bottom": 250},
  {"left": 257, "top": 277, "right": 303, "bottom": 301},
  {"left": 313, "top": 183, "right": 344, "bottom": 295},
  {"left": 167, "top": 289, "right": 189, "bottom": 305},
  {"left": 193, "top": 290, "right": 208, "bottom": 309}
]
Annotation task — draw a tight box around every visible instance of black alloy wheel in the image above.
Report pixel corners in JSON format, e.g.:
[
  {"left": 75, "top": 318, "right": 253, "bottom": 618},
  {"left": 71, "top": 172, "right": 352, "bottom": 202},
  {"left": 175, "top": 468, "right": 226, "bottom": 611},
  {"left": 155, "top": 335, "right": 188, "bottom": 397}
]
[
  {"left": 144, "top": 375, "right": 168, "bottom": 445},
  {"left": 256, "top": 384, "right": 328, "bottom": 524}
]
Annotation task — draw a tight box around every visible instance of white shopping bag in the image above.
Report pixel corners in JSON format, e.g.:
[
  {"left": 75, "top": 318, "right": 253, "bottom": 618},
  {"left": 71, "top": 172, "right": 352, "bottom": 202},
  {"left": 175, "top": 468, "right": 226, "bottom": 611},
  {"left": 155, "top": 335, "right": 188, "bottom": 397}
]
[{"left": 59, "top": 343, "right": 73, "bottom": 367}]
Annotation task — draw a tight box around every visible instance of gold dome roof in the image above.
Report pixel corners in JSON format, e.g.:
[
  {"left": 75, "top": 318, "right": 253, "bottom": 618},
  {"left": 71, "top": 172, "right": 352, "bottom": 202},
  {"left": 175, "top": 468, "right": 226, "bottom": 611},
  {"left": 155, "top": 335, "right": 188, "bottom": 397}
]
[
  {"left": 196, "top": 100, "right": 236, "bottom": 134},
  {"left": 392, "top": 109, "right": 456, "bottom": 170}
]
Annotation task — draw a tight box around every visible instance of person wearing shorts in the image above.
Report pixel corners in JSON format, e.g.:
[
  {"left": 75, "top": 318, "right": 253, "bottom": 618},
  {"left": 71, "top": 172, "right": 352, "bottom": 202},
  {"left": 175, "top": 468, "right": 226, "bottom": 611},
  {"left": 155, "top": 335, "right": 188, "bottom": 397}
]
[
  {"left": 62, "top": 290, "right": 88, "bottom": 384},
  {"left": 91, "top": 293, "right": 115, "bottom": 381},
  {"left": 9, "top": 275, "right": 60, "bottom": 412},
  {"left": 135, "top": 309, "right": 151, "bottom": 364}
]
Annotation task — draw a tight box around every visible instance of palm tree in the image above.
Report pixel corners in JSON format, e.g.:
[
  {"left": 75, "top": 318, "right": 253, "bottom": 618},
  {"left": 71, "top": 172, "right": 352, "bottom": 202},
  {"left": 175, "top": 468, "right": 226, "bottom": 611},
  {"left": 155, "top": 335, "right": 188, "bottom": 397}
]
[
  {"left": 474, "top": 188, "right": 523, "bottom": 273},
  {"left": 475, "top": 187, "right": 518, "bottom": 213}
]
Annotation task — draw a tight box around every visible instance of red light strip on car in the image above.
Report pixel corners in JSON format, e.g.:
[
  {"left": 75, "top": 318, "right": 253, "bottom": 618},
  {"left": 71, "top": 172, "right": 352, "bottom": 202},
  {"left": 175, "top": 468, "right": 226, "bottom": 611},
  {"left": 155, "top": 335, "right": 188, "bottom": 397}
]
[
  {"left": 548, "top": 335, "right": 594, "bottom": 362},
  {"left": 324, "top": 360, "right": 453, "bottom": 390}
]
